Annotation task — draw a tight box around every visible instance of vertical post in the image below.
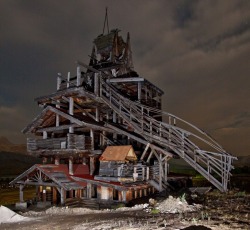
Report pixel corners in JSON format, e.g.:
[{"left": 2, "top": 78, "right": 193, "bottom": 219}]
[
  {"left": 122, "top": 191, "right": 126, "bottom": 202},
  {"left": 56, "top": 114, "right": 60, "bottom": 127},
  {"left": 19, "top": 185, "right": 24, "bottom": 202},
  {"left": 113, "top": 112, "right": 117, "bottom": 139},
  {"left": 77, "top": 66, "right": 81, "bottom": 86},
  {"left": 69, "top": 157, "right": 73, "bottom": 175},
  {"left": 138, "top": 81, "right": 141, "bottom": 101},
  {"left": 69, "top": 97, "right": 74, "bottom": 133},
  {"left": 57, "top": 73, "right": 62, "bottom": 90},
  {"left": 113, "top": 111, "right": 117, "bottom": 123},
  {"left": 89, "top": 156, "right": 95, "bottom": 175},
  {"left": 146, "top": 167, "right": 149, "bottom": 180},
  {"left": 142, "top": 166, "right": 145, "bottom": 180},
  {"left": 43, "top": 131, "right": 47, "bottom": 139},
  {"left": 96, "top": 107, "right": 99, "bottom": 122},
  {"left": 52, "top": 187, "right": 57, "bottom": 205},
  {"left": 164, "top": 161, "right": 168, "bottom": 181},
  {"left": 56, "top": 98, "right": 60, "bottom": 127},
  {"left": 159, "top": 154, "right": 162, "bottom": 191},
  {"left": 87, "top": 183, "right": 92, "bottom": 198},
  {"left": 94, "top": 73, "right": 99, "bottom": 96},
  {"left": 67, "top": 72, "right": 70, "bottom": 88},
  {"left": 133, "top": 166, "right": 138, "bottom": 182},
  {"left": 90, "top": 129, "right": 94, "bottom": 150},
  {"left": 60, "top": 188, "right": 65, "bottom": 205},
  {"left": 69, "top": 97, "right": 74, "bottom": 115}
]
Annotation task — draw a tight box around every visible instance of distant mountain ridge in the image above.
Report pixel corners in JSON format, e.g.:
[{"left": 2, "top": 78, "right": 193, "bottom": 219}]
[
  {"left": 0, "top": 136, "right": 27, "bottom": 154},
  {"left": 0, "top": 151, "right": 42, "bottom": 177}
]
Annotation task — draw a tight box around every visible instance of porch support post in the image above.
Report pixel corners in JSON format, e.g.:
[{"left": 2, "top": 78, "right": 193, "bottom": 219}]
[
  {"left": 19, "top": 184, "right": 24, "bottom": 202},
  {"left": 122, "top": 190, "right": 126, "bottom": 202},
  {"left": 60, "top": 187, "right": 65, "bottom": 205},
  {"left": 87, "top": 183, "right": 92, "bottom": 198}
]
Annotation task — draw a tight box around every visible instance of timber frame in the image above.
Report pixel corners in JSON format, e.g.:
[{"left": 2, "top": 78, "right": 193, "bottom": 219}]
[{"left": 11, "top": 25, "right": 237, "bottom": 207}]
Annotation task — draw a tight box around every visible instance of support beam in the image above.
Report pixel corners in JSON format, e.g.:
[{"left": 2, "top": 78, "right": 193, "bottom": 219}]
[
  {"left": 19, "top": 185, "right": 24, "bottom": 202},
  {"left": 140, "top": 143, "right": 150, "bottom": 160},
  {"left": 69, "top": 157, "right": 73, "bottom": 175},
  {"left": 67, "top": 72, "right": 70, "bottom": 88},
  {"left": 94, "top": 73, "right": 99, "bottom": 96},
  {"left": 69, "top": 97, "right": 74, "bottom": 133},
  {"left": 77, "top": 66, "right": 81, "bottom": 86},
  {"left": 60, "top": 187, "right": 65, "bottom": 205},
  {"left": 138, "top": 81, "right": 142, "bottom": 101},
  {"left": 57, "top": 73, "right": 62, "bottom": 90}
]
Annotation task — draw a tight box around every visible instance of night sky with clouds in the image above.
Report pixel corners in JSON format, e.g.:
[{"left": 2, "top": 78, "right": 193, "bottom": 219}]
[{"left": 0, "top": 0, "right": 249, "bottom": 156}]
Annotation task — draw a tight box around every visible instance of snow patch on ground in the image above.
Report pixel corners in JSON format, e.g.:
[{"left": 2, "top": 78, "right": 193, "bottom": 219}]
[
  {"left": 0, "top": 205, "right": 30, "bottom": 223},
  {"left": 157, "top": 196, "right": 202, "bottom": 213}
]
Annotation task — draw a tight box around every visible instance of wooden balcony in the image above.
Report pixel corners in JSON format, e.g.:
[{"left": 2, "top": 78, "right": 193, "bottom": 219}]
[{"left": 27, "top": 134, "right": 91, "bottom": 152}]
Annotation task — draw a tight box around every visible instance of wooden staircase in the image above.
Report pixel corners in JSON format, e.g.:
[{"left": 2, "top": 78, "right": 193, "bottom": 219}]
[{"left": 96, "top": 75, "right": 236, "bottom": 192}]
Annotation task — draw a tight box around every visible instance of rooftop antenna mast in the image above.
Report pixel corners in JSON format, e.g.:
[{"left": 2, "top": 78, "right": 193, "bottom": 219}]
[{"left": 102, "top": 7, "right": 109, "bottom": 34}]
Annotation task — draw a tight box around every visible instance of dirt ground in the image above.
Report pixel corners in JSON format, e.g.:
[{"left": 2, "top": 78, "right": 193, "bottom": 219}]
[{"left": 0, "top": 190, "right": 249, "bottom": 230}]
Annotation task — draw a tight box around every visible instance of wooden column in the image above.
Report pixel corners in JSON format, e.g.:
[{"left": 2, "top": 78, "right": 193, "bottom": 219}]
[
  {"left": 94, "top": 73, "right": 99, "bottom": 96},
  {"left": 87, "top": 183, "right": 92, "bottom": 198},
  {"left": 56, "top": 99, "right": 60, "bottom": 127},
  {"left": 138, "top": 81, "right": 142, "bottom": 101},
  {"left": 60, "top": 188, "right": 65, "bottom": 205},
  {"left": 69, "top": 190, "right": 74, "bottom": 198},
  {"left": 164, "top": 162, "right": 168, "bottom": 181},
  {"left": 69, "top": 157, "right": 73, "bottom": 175},
  {"left": 118, "top": 191, "right": 122, "bottom": 201},
  {"left": 90, "top": 129, "right": 94, "bottom": 150},
  {"left": 77, "top": 66, "right": 81, "bottom": 86},
  {"left": 89, "top": 156, "right": 95, "bottom": 175},
  {"left": 19, "top": 185, "right": 24, "bottom": 202},
  {"left": 113, "top": 112, "right": 117, "bottom": 139},
  {"left": 43, "top": 131, "right": 47, "bottom": 139},
  {"left": 67, "top": 72, "right": 70, "bottom": 88},
  {"left": 159, "top": 154, "right": 163, "bottom": 191},
  {"left": 57, "top": 73, "right": 62, "bottom": 90},
  {"left": 69, "top": 97, "right": 74, "bottom": 134},
  {"left": 95, "top": 107, "right": 99, "bottom": 122},
  {"left": 122, "top": 191, "right": 126, "bottom": 202},
  {"left": 53, "top": 187, "right": 57, "bottom": 205}
]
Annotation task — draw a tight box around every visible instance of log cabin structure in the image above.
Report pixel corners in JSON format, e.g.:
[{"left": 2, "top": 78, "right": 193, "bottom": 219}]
[{"left": 11, "top": 21, "right": 237, "bottom": 207}]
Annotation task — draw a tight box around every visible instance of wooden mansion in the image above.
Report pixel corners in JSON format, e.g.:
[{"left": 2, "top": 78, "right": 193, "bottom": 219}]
[{"left": 11, "top": 22, "right": 236, "bottom": 208}]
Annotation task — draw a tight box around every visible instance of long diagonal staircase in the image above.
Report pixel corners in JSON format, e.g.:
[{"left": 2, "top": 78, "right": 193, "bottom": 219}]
[
  {"left": 58, "top": 62, "right": 236, "bottom": 192},
  {"left": 83, "top": 70, "right": 236, "bottom": 192}
]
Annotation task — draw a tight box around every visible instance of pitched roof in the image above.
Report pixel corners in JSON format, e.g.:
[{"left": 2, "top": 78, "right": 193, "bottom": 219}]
[
  {"left": 22, "top": 105, "right": 110, "bottom": 134},
  {"left": 99, "top": 145, "right": 137, "bottom": 162},
  {"left": 10, "top": 164, "right": 89, "bottom": 190}
]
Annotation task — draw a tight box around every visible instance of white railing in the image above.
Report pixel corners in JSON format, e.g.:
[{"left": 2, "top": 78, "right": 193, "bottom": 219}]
[{"left": 68, "top": 62, "right": 236, "bottom": 192}]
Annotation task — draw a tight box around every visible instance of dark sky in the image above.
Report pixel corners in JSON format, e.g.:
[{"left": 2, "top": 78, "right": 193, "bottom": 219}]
[{"left": 0, "top": 0, "right": 250, "bottom": 156}]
